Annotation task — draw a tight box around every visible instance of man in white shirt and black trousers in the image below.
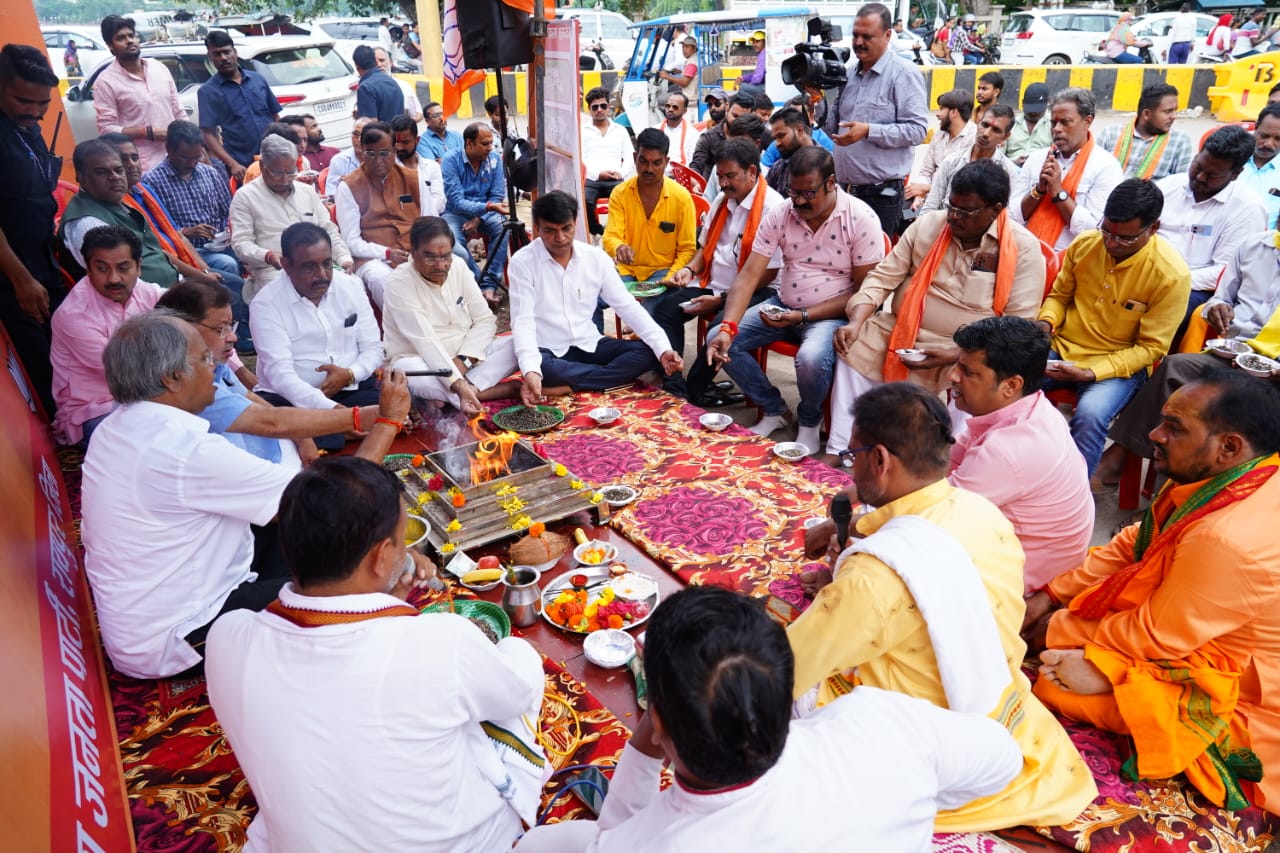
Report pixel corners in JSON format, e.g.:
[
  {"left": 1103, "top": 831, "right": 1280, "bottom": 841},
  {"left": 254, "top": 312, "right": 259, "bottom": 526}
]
[
  {"left": 509, "top": 191, "right": 684, "bottom": 406},
  {"left": 250, "top": 222, "right": 386, "bottom": 450}
]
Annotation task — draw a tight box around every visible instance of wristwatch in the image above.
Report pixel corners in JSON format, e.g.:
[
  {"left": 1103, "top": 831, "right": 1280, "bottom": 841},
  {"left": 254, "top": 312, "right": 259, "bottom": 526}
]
[{"left": 1054, "top": 190, "right": 1070, "bottom": 203}]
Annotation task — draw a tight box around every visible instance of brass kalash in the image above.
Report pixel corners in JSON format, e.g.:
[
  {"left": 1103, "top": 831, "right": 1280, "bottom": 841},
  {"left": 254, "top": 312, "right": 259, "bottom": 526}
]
[{"left": 396, "top": 416, "right": 605, "bottom": 552}]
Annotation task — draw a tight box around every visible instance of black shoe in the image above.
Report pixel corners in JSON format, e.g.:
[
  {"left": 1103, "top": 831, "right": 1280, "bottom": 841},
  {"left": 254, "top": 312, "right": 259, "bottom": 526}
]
[{"left": 712, "top": 380, "right": 734, "bottom": 391}]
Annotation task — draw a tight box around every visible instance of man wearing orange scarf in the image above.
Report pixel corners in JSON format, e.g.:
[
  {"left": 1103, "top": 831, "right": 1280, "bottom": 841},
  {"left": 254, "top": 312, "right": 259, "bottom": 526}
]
[
  {"left": 1011, "top": 88, "right": 1123, "bottom": 252},
  {"left": 1026, "top": 371, "right": 1280, "bottom": 813},
  {"left": 654, "top": 139, "right": 786, "bottom": 401},
  {"left": 824, "top": 159, "right": 1045, "bottom": 463}
]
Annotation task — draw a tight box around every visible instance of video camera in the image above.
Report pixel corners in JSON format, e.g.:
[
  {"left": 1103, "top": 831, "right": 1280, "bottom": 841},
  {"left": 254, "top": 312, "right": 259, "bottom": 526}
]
[{"left": 780, "top": 17, "right": 850, "bottom": 91}]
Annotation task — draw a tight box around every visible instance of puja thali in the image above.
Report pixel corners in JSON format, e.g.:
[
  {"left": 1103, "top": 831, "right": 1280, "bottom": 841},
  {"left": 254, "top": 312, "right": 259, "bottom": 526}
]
[
  {"left": 541, "top": 566, "right": 659, "bottom": 635},
  {"left": 491, "top": 404, "right": 565, "bottom": 434}
]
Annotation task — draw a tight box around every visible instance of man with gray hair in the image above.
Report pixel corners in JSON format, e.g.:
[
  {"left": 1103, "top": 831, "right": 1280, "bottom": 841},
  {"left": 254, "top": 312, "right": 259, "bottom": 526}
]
[
  {"left": 80, "top": 309, "right": 415, "bottom": 679},
  {"left": 230, "top": 133, "right": 353, "bottom": 300},
  {"left": 1011, "top": 87, "right": 1123, "bottom": 251}
]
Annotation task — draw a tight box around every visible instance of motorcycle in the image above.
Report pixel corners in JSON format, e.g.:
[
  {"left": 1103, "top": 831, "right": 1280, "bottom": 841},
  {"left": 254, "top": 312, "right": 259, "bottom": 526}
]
[
  {"left": 580, "top": 40, "right": 614, "bottom": 72},
  {"left": 979, "top": 33, "right": 1001, "bottom": 64},
  {"left": 1083, "top": 38, "right": 1155, "bottom": 64}
]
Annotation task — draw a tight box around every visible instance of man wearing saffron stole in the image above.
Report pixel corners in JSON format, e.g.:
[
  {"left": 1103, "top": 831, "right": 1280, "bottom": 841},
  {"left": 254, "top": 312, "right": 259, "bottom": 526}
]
[
  {"left": 649, "top": 139, "right": 785, "bottom": 401},
  {"left": 1026, "top": 371, "right": 1280, "bottom": 814},
  {"left": 788, "top": 383, "right": 1097, "bottom": 831},
  {"left": 1097, "top": 84, "right": 1192, "bottom": 181},
  {"left": 1011, "top": 88, "right": 1123, "bottom": 252},
  {"left": 207, "top": 456, "right": 545, "bottom": 851},
  {"left": 823, "top": 159, "right": 1046, "bottom": 463}
]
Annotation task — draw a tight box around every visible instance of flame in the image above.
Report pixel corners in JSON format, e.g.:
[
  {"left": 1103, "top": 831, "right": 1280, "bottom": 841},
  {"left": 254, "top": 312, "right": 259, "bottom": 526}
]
[{"left": 468, "top": 415, "right": 519, "bottom": 485}]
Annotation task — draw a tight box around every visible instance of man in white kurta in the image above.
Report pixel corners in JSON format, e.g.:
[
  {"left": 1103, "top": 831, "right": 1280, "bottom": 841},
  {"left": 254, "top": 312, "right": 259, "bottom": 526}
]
[
  {"left": 229, "top": 135, "right": 353, "bottom": 300},
  {"left": 382, "top": 218, "right": 518, "bottom": 414},
  {"left": 206, "top": 457, "right": 543, "bottom": 853},
  {"left": 516, "top": 586, "right": 1021, "bottom": 853},
  {"left": 510, "top": 191, "right": 682, "bottom": 403}
]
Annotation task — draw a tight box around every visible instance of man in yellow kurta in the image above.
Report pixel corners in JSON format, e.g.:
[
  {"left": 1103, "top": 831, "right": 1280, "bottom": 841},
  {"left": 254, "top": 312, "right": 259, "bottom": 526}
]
[
  {"left": 1026, "top": 372, "right": 1280, "bottom": 813},
  {"left": 789, "top": 383, "right": 1096, "bottom": 831},
  {"left": 602, "top": 128, "right": 697, "bottom": 285},
  {"left": 1036, "top": 178, "right": 1191, "bottom": 478}
]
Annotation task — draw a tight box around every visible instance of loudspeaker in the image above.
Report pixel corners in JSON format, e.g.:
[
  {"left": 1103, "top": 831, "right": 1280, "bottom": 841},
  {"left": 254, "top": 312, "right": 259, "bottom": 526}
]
[{"left": 457, "top": 0, "right": 534, "bottom": 69}]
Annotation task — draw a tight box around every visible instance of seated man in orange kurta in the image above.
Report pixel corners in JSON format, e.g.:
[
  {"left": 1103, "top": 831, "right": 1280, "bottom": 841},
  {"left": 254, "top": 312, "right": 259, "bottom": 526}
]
[{"left": 1024, "top": 370, "right": 1280, "bottom": 813}]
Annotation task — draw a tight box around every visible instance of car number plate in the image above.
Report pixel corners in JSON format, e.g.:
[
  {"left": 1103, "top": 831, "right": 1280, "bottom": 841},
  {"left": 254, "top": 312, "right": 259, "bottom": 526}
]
[{"left": 314, "top": 98, "right": 346, "bottom": 115}]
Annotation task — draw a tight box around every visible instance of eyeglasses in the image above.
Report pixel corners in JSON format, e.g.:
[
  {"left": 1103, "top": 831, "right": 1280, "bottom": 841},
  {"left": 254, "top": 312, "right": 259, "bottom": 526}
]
[
  {"left": 786, "top": 186, "right": 824, "bottom": 200},
  {"left": 1096, "top": 220, "right": 1150, "bottom": 247},
  {"left": 418, "top": 252, "right": 453, "bottom": 265},
  {"left": 198, "top": 320, "right": 238, "bottom": 337},
  {"left": 663, "top": 104, "right": 684, "bottom": 111},
  {"left": 837, "top": 444, "right": 891, "bottom": 467},
  {"left": 944, "top": 202, "right": 991, "bottom": 220},
  {"left": 266, "top": 168, "right": 298, "bottom": 179},
  {"left": 363, "top": 150, "right": 395, "bottom": 160},
  {"left": 589, "top": 103, "right": 610, "bottom": 111},
  {"left": 189, "top": 350, "right": 215, "bottom": 368}
]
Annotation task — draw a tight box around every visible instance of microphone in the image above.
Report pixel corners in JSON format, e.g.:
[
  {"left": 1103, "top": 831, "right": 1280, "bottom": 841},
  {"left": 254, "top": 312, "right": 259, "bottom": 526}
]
[{"left": 830, "top": 492, "right": 853, "bottom": 548}]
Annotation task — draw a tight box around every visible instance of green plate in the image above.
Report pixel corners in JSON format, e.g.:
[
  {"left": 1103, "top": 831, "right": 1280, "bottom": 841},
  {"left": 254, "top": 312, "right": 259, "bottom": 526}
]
[
  {"left": 491, "top": 404, "right": 566, "bottom": 434},
  {"left": 421, "top": 599, "right": 511, "bottom": 640},
  {"left": 626, "top": 281, "right": 666, "bottom": 298}
]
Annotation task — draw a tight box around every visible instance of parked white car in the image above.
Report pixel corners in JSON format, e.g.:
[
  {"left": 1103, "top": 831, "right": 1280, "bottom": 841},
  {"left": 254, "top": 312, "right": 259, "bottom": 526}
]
[
  {"left": 1001, "top": 9, "right": 1121, "bottom": 65},
  {"left": 41, "top": 26, "right": 112, "bottom": 80},
  {"left": 1128, "top": 12, "right": 1219, "bottom": 62},
  {"left": 63, "top": 36, "right": 358, "bottom": 148},
  {"left": 557, "top": 8, "right": 638, "bottom": 70}
]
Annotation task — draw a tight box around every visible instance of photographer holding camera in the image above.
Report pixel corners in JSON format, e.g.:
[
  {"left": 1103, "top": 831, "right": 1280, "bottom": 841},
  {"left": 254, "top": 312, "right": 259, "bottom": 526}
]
[{"left": 824, "top": 3, "right": 928, "bottom": 235}]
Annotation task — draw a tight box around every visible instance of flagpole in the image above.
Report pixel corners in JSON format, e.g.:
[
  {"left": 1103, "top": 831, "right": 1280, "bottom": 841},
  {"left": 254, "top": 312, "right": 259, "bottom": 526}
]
[
  {"left": 415, "top": 0, "right": 442, "bottom": 81},
  {"left": 531, "top": 0, "right": 547, "bottom": 193}
]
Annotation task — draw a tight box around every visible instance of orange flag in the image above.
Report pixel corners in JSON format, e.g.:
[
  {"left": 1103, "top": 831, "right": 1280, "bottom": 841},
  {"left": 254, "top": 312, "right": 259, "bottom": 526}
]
[{"left": 441, "top": 0, "right": 487, "bottom": 118}]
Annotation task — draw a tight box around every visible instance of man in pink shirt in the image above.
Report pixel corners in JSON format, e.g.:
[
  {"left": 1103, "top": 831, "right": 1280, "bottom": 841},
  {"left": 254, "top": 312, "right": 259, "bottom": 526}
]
[
  {"left": 93, "top": 15, "right": 185, "bottom": 173},
  {"left": 948, "top": 316, "right": 1093, "bottom": 590},
  {"left": 51, "top": 225, "right": 163, "bottom": 446},
  {"left": 706, "top": 147, "right": 885, "bottom": 454}
]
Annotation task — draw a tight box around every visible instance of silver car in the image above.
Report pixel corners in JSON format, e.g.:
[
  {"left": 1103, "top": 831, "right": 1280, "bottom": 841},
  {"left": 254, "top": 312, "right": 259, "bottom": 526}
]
[{"left": 63, "top": 35, "right": 357, "bottom": 149}]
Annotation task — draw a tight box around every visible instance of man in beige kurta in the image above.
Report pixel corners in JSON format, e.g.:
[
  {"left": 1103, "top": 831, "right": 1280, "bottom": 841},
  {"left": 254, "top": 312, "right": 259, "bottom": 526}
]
[{"left": 824, "top": 159, "right": 1046, "bottom": 459}]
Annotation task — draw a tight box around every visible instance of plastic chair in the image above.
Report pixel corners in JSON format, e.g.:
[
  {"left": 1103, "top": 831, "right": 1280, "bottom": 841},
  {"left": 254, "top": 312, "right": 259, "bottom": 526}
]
[
  {"left": 1039, "top": 240, "right": 1061, "bottom": 300},
  {"left": 318, "top": 166, "right": 330, "bottom": 196},
  {"left": 751, "top": 232, "right": 894, "bottom": 427},
  {"left": 692, "top": 194, "right": 710, "bottom": 229},
  {"left": 1199, "top": 122, "right": 1253, "bottom": 151},
  {"left": 669, "top": 161, "right": 707, "bottom": 195},
  {"left": 54, "top": 179, "right": 79, "bottom": 228}
]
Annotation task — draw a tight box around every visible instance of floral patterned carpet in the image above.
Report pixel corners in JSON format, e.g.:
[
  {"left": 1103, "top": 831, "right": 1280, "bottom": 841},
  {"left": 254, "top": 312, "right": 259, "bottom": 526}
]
[{"left": 62, "top": 388, "right": 1280, "bottom": 852}]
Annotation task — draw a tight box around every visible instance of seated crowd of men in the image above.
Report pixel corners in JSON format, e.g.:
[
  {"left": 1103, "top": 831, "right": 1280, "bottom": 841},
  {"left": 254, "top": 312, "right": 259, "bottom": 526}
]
[{"left": 6, "top": 1, "right": 1280, "bottom": 845}]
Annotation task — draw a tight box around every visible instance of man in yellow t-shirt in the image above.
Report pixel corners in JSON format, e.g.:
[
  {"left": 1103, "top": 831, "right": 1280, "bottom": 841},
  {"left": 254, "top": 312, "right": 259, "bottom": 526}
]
[
  {"left": 1036, "top": 178, "right": 1190, "bottom": 478},
  {"left": 602, "top": 128, "right": 697, "bottom": 286},
  {"left": 789, "top": 383, "right": 1096, "bottom": 832}
]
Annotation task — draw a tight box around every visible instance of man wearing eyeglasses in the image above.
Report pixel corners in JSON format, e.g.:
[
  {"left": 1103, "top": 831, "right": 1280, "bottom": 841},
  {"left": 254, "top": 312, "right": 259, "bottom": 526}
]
[
  {"left": 327, "top": 117, "right": 373, "bottom": 190},
  {"left": 707, "top": 147, "right": 885, "bottom": 454},
  {"left": 824, "top": 159, "right": 1045, "bottom": 464},
  {"left": 383, "top": 217, "right": 520, "bottom": 416},
  {"left": 1037, "top": 179, "right": 1191, "bottom": 477},
  {"left": 335, "top": 121, "right": 420, "bottom": 308},
  {"left": 582, "top": 86, "right": 634, "bottom": 237},
  {"left": 230, "top": 134, "right": 354, "bottom": 301}
]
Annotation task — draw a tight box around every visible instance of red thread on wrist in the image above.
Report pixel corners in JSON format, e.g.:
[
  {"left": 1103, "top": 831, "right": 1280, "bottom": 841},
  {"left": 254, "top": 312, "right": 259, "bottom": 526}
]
[
  {"left": 720, "top": 320, "right": 739, "bottom": 338},
  {"left": 375, "top": 417, "right": 403, "bottom": 431},
  {"left": 352, "top": 406, "right": 363, "bottom": 432}
]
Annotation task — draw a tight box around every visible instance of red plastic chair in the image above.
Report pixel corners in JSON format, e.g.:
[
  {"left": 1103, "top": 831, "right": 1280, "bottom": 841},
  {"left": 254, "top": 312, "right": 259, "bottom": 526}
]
[
  {"left": 1039, "top": 240, "right": 1061, "bottom": 300},
  {"left": 54, "top": 179, "right": 79, "bottom": 228},
  {"left": 669, "top": 161, "right": 707, "bottom": 196},
  {"left": 1199, "top": 122, "right": 1253, "bottom": 151}
]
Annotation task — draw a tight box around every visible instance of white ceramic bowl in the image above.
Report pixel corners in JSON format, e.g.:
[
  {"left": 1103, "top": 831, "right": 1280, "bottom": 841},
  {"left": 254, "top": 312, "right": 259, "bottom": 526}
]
[
  {"left": 699, "top": 412, "right": 732, "bottom": 432},
  {"left": 894, "top": 348, "right": 927, "bottom": 363},
  {"left": 1207, "top": 338, "right": 1252, "bottom": 359},
  {"left": 1236, "top": 352, "right": 1279, "bottom": 378},
  {"left": 588, "top": 406, "right": 621, "bottom": 425},
  {"left": 609, "top": 572, "right": 657, "bottom": 601},
  {"left": 584, "top": 628, "right": 637, "bottom": 668},
  {"left": 573, "top": 540, "right": 618, "bottom": 566},
  {"left": 600, "top": 484, "right": 638, "bottom": 507},
  {"left": 771, "top": 441, "right": 809, "bottom": 462}
]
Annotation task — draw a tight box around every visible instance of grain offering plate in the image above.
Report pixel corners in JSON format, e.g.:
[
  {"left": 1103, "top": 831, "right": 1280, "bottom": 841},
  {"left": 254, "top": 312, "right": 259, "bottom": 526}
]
[
  {"left": 542, "top": 566, "right": 658, "bottom": 634},
  {"left": 420, "top": 599, "right": 511, "bottom": 642},
  {"left": 491, "top": 404, "right": 566, "bottom": 434}
]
